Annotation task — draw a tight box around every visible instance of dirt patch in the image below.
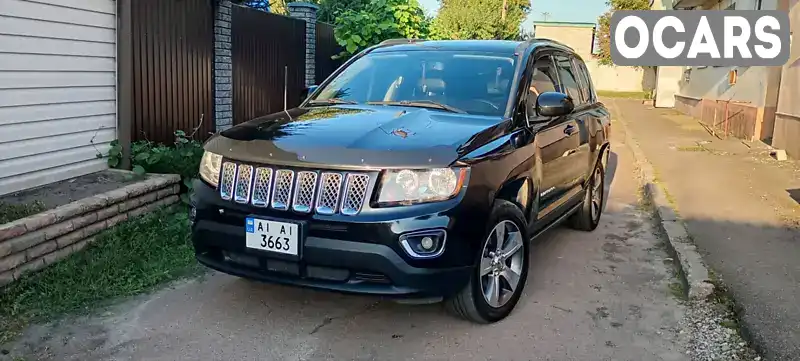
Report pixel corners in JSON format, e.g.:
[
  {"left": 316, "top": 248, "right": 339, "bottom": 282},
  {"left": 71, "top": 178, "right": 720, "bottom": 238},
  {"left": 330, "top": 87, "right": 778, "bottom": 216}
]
[{"left": 0, "top": 170, "right": 137, "bottom": 214}]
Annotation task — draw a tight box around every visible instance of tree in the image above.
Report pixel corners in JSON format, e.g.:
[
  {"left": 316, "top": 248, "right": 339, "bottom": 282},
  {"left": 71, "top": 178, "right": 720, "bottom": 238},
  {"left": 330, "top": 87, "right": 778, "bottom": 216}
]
[
  {"left": 595, "top": 0, "right": 650, "bottom": 66},
  {"left": 429, "top": 0, "right": 530, "bottom": 40},
  {"left": 316, "top": 0, "right": 371, "bottom": 23},
  {"left": 333, "top": 0, "right": 429, "bottom": 58}
]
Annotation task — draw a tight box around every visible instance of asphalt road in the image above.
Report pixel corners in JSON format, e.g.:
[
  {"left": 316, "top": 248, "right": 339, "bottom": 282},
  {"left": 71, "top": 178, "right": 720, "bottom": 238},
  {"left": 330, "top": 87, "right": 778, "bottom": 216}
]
[{"left": 5, "top": 139, "right": 690, "bottom": 361}]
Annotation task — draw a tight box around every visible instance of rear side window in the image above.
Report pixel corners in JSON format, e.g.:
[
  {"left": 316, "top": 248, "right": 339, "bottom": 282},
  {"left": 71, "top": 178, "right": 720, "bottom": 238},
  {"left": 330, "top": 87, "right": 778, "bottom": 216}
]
[
  {"left": 554, "top": 55, "right": 584, "bottom": 104},
  {"left": 573, "top": 58, "right": 595, "bottom": 104}
]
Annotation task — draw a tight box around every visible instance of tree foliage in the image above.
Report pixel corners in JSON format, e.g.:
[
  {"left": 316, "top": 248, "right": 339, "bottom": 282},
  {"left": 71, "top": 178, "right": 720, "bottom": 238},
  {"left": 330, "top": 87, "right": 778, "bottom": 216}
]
[
  {"left": 595, "top": 0, "right": 651, "bottom": 66},
  {"left": 429, "top": 0, "right": 530, "bottom": 40},
  {"left": 332, "top": 0, "right": 429, "bottom": 58}
]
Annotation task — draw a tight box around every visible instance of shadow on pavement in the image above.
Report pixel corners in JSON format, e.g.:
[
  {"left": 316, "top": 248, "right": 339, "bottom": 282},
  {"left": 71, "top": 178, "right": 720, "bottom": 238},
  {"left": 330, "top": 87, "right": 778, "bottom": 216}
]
[
  {"left": 788, "top": 188, "right": 800, "bottom": 206},
  {"left": 675, "top": 215, "right": 800, "bottom": 361}
]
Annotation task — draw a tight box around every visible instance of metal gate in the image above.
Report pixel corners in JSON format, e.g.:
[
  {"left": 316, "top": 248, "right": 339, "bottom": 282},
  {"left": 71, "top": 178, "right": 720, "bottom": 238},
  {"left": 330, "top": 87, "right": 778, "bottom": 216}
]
[
  {"left": 315, "top": 22, "right": 344, "bottom": 85},
  {"left": 130, "top": 0, "right": 215, "bottom": 143},
  {"left": 231, "top": 6, "right": 306, "bottom": 124}
]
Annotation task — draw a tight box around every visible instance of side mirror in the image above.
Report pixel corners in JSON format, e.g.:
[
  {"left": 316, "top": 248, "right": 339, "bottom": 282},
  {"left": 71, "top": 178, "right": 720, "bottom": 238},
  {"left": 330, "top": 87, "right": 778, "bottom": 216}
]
[
  {"left": 536, "top": 92, "right": 574, "bottom": 117},
  {"left": 301, "top": 85, "right": 319, "bottom": 100}
]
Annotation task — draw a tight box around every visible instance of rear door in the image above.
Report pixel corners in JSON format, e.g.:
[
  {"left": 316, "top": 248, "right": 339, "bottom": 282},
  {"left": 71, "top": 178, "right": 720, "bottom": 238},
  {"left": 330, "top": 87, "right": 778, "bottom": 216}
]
[
  {"left": 571, "top": 56, "right": 610, "bottom": 177},
  {"left": 553, "top": 53, "right": 591, "bottom": 190}
]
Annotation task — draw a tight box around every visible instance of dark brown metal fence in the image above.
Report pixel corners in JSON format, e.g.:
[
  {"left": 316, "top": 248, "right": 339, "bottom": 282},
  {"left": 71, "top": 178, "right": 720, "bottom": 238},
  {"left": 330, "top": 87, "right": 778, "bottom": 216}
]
[
  {"left": 232, "top": 6, "right": 306, "bottom": 124},
  {"left": 130, "top": 0, "right": 214, "bottom": 143},
  {"left": 315, "top": 22, "right": 343, "bottom": 84}
]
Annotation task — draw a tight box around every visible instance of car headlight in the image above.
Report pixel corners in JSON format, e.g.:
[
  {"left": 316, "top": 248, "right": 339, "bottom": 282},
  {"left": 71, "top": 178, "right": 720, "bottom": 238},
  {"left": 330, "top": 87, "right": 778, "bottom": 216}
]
[
  {"left": 376, "top": 168, "right": 469, "bottom": 206},
  {"left": 199, "top": 151, "right": 223, "bottom": 187}
]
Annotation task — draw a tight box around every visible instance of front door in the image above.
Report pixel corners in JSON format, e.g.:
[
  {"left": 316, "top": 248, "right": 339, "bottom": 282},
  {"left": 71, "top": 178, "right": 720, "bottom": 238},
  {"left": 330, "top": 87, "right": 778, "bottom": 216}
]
[{"left": 525, "top": 54, "right": 582, "bottom": 225}]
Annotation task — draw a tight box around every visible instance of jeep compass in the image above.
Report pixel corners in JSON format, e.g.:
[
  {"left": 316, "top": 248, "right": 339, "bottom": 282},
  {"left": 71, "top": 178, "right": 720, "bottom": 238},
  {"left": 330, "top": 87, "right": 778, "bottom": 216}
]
[{"left": 190, "top": 39, "right": 611, "bottom": 323}]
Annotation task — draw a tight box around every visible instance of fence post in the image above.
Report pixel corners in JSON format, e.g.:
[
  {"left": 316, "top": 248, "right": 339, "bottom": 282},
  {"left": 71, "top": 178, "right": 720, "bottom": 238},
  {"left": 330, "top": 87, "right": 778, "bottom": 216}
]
[
  {"left": 117, "top": 0, "right": 133, "bottom": 169},
  {"left": 288, "top": 2, "right": 319, "bottom": 87},
  {"left": 214, "top": 0, "right": 234, "bottom": 132}
]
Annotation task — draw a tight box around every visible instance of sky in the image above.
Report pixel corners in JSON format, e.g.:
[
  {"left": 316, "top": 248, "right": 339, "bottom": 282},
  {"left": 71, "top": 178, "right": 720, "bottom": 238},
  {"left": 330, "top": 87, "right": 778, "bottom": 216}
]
[{"left": 418, "top": 0, "right": 610, "bottom": 30}]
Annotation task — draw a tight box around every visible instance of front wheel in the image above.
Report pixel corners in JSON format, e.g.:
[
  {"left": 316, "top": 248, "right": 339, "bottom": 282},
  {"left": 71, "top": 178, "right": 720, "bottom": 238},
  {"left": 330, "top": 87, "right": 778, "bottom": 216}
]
[{"left": 446, "top": 200, "right": 530, "bottom": 323}]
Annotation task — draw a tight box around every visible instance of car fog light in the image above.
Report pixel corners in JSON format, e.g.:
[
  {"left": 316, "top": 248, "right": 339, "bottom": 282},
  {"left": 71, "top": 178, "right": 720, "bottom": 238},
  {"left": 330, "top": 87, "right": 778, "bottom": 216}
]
[
  {"left": 421, "top": 236, "right": 434, "bottom": 250},
  {"left": 399, "top": 230, "right": 447, "bottom": 259}
]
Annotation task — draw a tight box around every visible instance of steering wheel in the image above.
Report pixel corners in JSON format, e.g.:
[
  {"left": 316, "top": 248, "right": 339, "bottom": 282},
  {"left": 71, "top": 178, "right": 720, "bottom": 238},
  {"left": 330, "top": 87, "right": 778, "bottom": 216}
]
[{"left": 472, "top": 99, "right": 500, "bottom": 111}]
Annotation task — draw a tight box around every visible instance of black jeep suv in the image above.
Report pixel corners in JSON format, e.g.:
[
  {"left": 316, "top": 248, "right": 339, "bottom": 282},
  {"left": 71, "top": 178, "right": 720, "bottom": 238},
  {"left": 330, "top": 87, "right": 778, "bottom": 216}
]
[{"left": 191, "top": 39, "right": 611, "bottom": 323}]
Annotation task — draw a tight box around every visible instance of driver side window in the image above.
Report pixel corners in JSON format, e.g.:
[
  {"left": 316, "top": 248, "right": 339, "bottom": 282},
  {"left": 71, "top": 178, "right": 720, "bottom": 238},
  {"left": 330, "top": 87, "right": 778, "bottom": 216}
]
[{"left": 526, "top": 55, "right": 559, "bottom": 117}]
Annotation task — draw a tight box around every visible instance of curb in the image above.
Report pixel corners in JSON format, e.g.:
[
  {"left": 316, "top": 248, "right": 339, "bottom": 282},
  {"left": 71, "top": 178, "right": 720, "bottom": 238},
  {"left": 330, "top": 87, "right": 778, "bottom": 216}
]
[{"left": 613, "top": 104, "right": 715, "bottom": 301}]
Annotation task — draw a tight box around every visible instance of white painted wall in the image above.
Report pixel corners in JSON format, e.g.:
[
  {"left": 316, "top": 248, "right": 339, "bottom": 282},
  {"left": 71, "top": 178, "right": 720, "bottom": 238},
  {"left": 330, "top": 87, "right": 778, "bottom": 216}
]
[
  {"left": 0, "top": 0, "right": 117, "bottom": 196},
  {"left": 676, "top": 0, "right": 778, "bottom": 105}
]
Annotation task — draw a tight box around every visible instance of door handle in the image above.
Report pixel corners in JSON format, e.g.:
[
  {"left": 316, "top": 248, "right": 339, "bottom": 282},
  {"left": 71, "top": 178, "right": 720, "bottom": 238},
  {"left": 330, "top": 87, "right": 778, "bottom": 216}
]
[{"left": 564, "top": 125, "right": 577, "bottom": 136}]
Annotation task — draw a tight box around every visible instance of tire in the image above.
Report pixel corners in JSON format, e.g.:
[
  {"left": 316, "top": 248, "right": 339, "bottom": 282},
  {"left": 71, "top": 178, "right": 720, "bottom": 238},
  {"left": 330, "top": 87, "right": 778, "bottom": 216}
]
[
  {"left": 446, "top": 199, "right": 530, "bottom": 324},
  {"left": 568, "top": 157, "right": 606, "bottom": 232}
]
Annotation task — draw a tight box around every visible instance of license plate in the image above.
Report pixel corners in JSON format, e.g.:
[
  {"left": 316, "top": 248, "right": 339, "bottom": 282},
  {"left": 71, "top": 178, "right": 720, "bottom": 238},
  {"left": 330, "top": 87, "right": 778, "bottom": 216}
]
[{"left": 245, "top": 217, "right": 299, "bottom": 256}]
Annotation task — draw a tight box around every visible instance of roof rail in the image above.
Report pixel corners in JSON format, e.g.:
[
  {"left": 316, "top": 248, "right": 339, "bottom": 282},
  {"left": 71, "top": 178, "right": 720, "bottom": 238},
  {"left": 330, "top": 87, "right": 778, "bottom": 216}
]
[
  {"left": 530, "top": 38, "right": 574, "bottom": 51},
  {"left": 378, "top": 38, "right": 426, "bottom": 46}
]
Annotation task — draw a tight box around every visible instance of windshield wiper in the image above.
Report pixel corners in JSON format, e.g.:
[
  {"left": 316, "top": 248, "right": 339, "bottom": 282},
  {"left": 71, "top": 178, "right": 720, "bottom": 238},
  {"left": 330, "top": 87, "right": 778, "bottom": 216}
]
[
  {"left": 307, "top": 98, "right": 357, "bottom": 106},
  {"left": 367, "top": 100, "right": 466, "bottom": 114}
]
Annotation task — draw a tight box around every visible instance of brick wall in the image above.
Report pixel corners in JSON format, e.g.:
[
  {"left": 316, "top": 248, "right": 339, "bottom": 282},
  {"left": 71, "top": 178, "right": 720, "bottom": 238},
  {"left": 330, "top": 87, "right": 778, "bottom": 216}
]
[
  {"left": 288, "top": 2, "right": 318, "bottom": 87},
  {"left": 0, "top": 173, "right": 181, "bottom": 287},
  {"left": 214, "top": 0, "right": 234, "bottom": 132}
]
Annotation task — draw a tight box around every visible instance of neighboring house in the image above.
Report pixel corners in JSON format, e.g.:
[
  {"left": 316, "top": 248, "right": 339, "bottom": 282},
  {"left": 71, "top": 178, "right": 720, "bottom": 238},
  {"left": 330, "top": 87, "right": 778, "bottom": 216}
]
[
  {"left": 650, "top": 0, "right": 684, "bottom": 108},
  {"left": 670, "top": 0, "right": 800, "bottom": 159},
  {"left": 774, "top": 0, "right": 800, "bottom": 159},
  {"left": 533, "top": 21, "right": 655, "bottom": 93},
  {"left": 0, "top": 0, "right": 117, "bottom": 196}
]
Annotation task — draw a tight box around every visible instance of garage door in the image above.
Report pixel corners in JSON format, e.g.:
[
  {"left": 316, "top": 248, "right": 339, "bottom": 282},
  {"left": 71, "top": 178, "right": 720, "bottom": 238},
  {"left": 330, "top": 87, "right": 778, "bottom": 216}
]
[{"left": 0, "top": 0, "right": 117, "bottom": 196}]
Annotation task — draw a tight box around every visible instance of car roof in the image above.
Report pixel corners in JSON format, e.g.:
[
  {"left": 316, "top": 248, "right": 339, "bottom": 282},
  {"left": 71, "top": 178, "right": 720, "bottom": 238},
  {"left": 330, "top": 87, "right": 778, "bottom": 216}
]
[
  {"left": 370, "top": 39, "right": 576, "bottom": 57},
  {"left": 371, "top": 40, "right": 523, "bottom": 55}
]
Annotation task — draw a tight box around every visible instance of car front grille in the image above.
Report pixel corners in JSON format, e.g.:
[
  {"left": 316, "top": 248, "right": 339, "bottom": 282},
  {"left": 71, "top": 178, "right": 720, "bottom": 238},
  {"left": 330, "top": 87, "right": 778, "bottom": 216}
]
[{"left": 218, "top": 161, "right": 371, "bottom": 215}]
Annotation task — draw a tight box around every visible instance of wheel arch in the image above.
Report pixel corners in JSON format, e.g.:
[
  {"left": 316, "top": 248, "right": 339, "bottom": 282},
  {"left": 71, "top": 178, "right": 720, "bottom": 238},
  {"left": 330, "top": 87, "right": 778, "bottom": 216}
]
[
  {"left": 494, "top": 176, "right": 534, "bottom": 221},
  {"left": 587, "top": 141, "right": 611, "bottom": 187}
]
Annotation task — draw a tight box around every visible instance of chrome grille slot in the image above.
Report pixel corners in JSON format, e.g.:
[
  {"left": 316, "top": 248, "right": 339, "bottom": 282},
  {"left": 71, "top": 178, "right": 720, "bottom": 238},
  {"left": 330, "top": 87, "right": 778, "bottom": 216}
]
[
  {"left": 234, "top": 164, "right": 254, "bottom": 203},
  {"left": 251, "top": 167, "right": 273, "bottom": 207},
  {"left": 219, "top": 162, "right": 237, "bottom": 201},
  {"left": 271, "top": 169, "right": 295, "bottom": 210},
  {"left": 341, "top": 174, "right": 370, "bottom": 215},
  {"left": 292, "top": 171, "right": 318, "bottom": 213},
  {"left": 216, "top": 162, "right": 371, "bottom": 215},
  {"left": 315, "top": 172, "right": 343, "bottom": 215}
]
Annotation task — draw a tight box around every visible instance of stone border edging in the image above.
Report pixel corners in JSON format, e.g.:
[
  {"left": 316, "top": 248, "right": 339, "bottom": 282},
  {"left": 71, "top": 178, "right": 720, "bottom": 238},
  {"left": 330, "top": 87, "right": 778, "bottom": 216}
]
[
  {"left": 0, "top": 172, "right": 181, "bottom": 287},
  {"left": 613, "top": 105, "right": 715, "bottom": 301}
]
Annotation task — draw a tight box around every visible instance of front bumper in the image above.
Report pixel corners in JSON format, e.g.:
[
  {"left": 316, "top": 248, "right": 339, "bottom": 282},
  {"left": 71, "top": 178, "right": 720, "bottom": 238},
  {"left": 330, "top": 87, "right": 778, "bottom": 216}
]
[
  {"left": 190, "top": 179, "right": 486, "bottom": 298},
  {"left": 193, "top": 220, "right": 472, "bottom": 298}
]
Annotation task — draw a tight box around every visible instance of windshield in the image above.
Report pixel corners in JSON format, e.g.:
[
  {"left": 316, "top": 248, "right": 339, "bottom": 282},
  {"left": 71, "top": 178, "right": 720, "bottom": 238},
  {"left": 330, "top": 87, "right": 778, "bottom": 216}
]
[{"left": 309, "top": 51, "right": 517, "bottom": 116}]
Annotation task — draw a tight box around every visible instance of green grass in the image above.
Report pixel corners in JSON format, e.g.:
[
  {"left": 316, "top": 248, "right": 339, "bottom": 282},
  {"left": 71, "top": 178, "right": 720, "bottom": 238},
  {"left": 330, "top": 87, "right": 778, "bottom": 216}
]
[
  {"left": 0, "top": 201, "right": 46, "bottom": 224},
  {"left": 597, "top": 90, "right": 650, "bottom": 99},
  {"left": 0, "top": 206, "right": 201, "bottom": 344}
]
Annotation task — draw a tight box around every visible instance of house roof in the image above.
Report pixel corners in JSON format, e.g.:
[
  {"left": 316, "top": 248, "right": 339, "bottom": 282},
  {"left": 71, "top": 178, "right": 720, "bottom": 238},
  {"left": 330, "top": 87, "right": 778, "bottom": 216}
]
[{"left": 533, "top": 21, "right": 597, "bottom": 28}]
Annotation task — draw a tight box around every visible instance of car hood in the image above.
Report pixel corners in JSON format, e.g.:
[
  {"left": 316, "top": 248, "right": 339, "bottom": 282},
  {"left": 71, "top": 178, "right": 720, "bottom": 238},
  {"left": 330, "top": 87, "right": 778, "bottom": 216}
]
[{"left": 204, "top": 105, "right": 508, "bottom": 169}]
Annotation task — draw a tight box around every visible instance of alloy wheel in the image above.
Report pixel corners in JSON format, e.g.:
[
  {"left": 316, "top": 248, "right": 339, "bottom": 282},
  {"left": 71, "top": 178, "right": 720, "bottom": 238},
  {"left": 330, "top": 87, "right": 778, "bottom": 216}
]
[{"left": 479, "top": 220, "right": 525, "bottom": 308}]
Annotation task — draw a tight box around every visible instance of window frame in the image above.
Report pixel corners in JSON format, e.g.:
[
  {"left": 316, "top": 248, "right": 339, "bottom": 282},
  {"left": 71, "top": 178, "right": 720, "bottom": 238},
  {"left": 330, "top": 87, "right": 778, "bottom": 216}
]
[
  {"left": 553, "top": 52, "right": 586, "bottom": 105},
  {"left": 572, "top": 57, "right": 596, "bottom": 105}
]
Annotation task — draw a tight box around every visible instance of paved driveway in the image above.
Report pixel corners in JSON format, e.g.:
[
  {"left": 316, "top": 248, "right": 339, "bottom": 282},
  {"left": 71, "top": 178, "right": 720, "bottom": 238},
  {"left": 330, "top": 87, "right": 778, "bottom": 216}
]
[{"left": 4, "top": 139, "right": 688, "bottom": 361}]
